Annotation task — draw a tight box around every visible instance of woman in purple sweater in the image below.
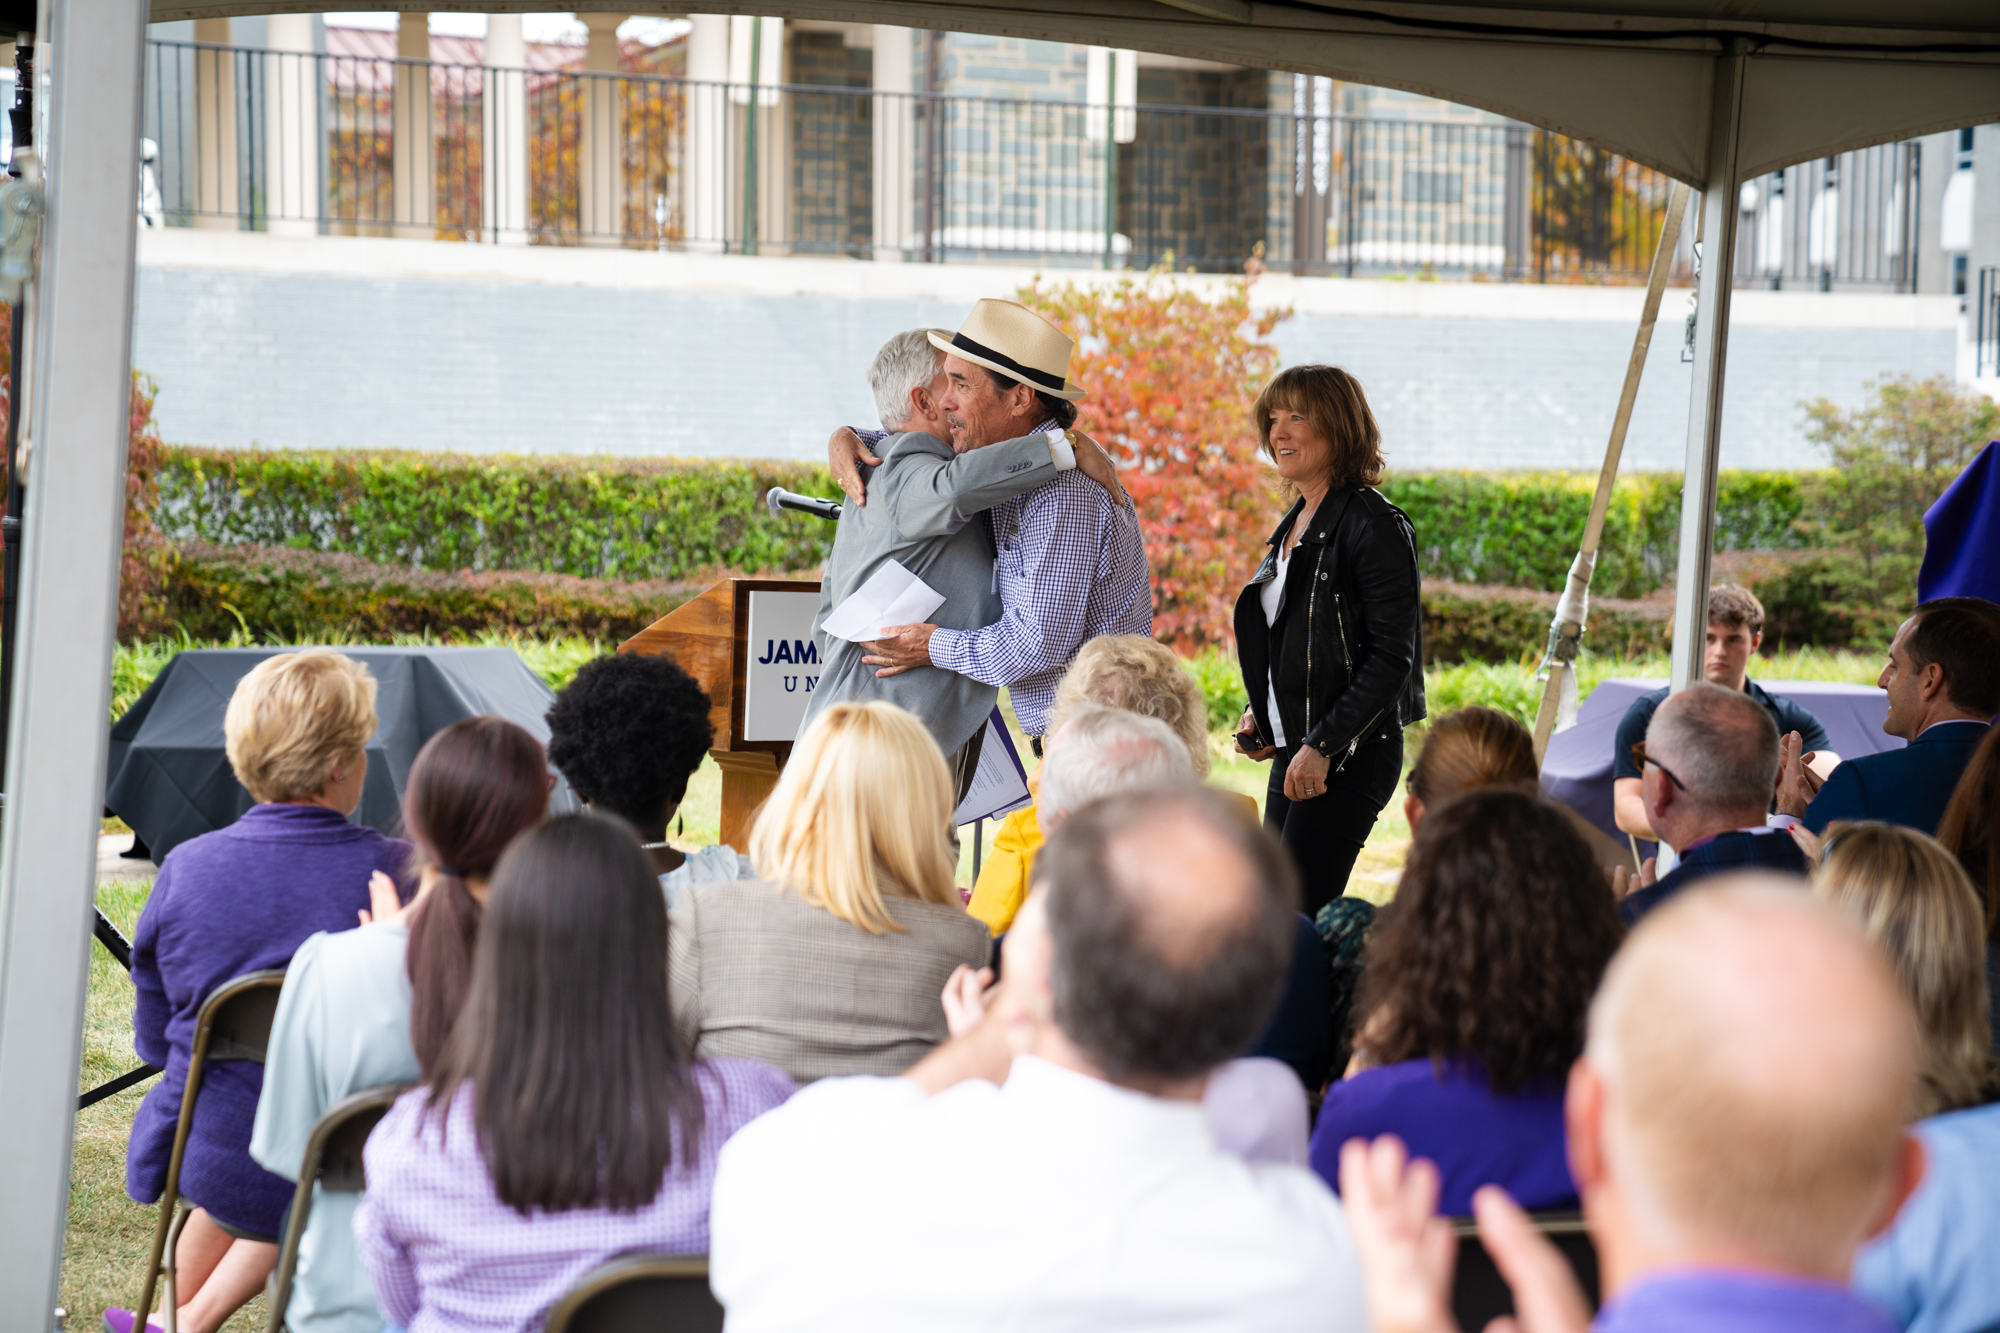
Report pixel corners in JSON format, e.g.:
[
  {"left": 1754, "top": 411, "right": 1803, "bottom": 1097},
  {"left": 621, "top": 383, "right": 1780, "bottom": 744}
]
[
  {"left": 117, "top": 651, "right": 411, "bottom": 1333},
  {"left": 1310, "top": 787, "right": 1625, "bottom": 1215}
]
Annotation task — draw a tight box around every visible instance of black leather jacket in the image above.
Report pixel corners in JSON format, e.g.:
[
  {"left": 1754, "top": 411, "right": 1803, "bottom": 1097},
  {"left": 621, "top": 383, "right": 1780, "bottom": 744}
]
[{"left": 1234, "top": 486, "right": 1426, "bottom": 763}]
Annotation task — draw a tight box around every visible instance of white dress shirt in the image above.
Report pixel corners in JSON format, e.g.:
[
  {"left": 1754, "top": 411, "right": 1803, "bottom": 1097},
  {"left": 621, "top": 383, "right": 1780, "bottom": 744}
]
[{"left": 709, "top": 1053, "right": 1367, "bottom": 1333}]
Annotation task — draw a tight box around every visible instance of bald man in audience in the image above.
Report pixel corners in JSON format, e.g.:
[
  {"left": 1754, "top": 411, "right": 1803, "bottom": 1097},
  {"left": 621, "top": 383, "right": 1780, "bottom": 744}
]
[
  {"left": 1338, "top": 878, "right": 1926, "bottom": 1333},
  {"left": 708, "top": 788, "right": 1367, "bottom": 1332},
  {"left": 1615, "top": 682, "right": 1808, "bottom": 924}
]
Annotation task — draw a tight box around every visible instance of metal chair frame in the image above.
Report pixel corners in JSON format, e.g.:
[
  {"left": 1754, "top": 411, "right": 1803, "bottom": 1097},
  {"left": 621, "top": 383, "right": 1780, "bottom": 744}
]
[
  {"left": 133, "top": 968, "right": 289, "bottom": 1333},
  {"left": 542, "top": 1254, "right": 720, "bottom": 1333},
  {"left": 265, "top": 1081, "right": 413, "bottom": 1333}
]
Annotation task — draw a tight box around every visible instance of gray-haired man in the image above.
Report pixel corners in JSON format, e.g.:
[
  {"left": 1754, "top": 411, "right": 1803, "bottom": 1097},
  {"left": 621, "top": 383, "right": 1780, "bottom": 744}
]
[{"left": 800, "top": 329, "right": 1123, "bottom": 799}]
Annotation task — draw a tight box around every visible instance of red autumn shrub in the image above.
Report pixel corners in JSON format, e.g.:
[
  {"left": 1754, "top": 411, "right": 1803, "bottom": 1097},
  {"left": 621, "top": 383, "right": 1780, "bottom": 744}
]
[{"left": 1018, "top": 258, "right": 1290, "bottom": 652}]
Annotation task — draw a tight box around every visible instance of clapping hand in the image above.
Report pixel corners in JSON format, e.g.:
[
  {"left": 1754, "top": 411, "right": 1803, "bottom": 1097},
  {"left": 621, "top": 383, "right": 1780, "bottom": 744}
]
[
  {"left": 1606, "top": 856, "right": 1657, "bottom": 901},
  {"left": 357, "top": 870, "right": 410, "bottom": 927},
  {"left": 941, "top": 964, "right": 997, "bottom": 1038},
  {"left": 1774, "top": 730, "right": 1824, "bottom": 819},
  {"left": 1339, "top": 1135, "right": 1592, "bottom": 1333}
]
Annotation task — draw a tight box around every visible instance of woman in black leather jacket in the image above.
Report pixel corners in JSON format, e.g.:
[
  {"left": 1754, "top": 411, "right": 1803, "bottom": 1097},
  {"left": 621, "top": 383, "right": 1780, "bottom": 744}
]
[{"left": 1233, "top": 366, "right": 1425, "bottom": 914}]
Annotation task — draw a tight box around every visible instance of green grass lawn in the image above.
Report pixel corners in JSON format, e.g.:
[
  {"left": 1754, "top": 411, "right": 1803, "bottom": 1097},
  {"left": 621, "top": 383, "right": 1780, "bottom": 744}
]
[{"left": 68, "top": 639, "right": 1887, "bottom": 1327}]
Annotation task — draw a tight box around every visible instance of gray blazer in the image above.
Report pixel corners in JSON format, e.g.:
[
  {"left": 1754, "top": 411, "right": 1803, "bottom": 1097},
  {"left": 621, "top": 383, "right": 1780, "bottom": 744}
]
[
  {"left": 800, "top": 428, "right": 1065, "bottom": 755},
  {"left": 668, "top": 877, "right": 992, "bottom": 1084}
]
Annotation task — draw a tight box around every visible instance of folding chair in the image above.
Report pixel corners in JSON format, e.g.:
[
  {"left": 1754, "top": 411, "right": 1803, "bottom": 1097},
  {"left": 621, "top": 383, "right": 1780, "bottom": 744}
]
[
  {"left": 1450, "top": 1211, "right": 1599, "bottom": 1330},
  {"left": 543, "top": 1255, "right": 723, "bottom": 1333},
  {"left": 265, "top": 1081, "right": 413, "bottom": 1333},
  {"left": 133, "top": 968, "right": 289, "bottom": 1333}
]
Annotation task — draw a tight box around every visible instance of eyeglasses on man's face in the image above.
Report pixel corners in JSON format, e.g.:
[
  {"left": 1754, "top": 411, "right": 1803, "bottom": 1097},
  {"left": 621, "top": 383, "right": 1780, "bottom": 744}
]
[{"left": 1630, "top": 741, "right": 1687, "bottom": 791}]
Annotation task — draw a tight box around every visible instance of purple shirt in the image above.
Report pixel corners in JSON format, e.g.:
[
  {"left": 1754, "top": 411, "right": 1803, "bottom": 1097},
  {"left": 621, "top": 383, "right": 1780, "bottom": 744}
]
[
  {"left": 357, "top": 1058, "right": 794, "bottom": 1333},
  {"left": 1597, "top": 1270, "right": 1898, "bottom": 1333},
  {"left": 1309, "top": 1057, "right": 1574, "bottom": 1216},
  {"left": 127, "top": 801, "right": 413, "bottom": 1236}
]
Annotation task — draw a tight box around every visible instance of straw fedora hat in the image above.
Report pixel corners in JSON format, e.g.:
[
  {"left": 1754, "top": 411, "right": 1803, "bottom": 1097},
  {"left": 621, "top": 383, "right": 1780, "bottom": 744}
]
[{"left": 928, "top": 299, "right": 1087, "bottom": 402}]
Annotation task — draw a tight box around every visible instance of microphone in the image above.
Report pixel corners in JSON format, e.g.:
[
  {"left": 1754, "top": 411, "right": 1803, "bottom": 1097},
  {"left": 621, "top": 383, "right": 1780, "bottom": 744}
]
[{"left": 766, "top": 488, "right": 843, "bottom": 522}]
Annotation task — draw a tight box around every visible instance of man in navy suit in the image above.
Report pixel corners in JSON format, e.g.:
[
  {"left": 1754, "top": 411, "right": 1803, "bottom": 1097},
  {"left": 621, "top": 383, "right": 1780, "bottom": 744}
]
[
  {"left": 1617, "top": 683, "right": 1810, "bottom": 925},
  {"left": 1779, "top": 597, "right": 2000, "bottom": 836}
]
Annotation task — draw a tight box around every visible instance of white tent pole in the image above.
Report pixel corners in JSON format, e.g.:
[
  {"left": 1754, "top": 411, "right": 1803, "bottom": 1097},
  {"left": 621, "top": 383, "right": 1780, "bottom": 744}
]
[
  {"left": 1530, "top": 179, "right": 1692, "bottom": 763},
  {"left": 0, "top": 0, "right": 148, "bottom": 1323},
  {"left": 1668, "top": 39, "right": 1748, "bottom": 695}
]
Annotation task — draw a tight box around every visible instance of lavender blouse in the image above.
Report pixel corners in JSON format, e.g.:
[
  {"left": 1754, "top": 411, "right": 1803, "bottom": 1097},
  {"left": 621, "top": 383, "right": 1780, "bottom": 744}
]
[
  {"left": 127, "top": 802, "right": 412, "bottom": 1236},
  {"left": 357, "top": 1058, "right": 794, "bottom": 1333}
]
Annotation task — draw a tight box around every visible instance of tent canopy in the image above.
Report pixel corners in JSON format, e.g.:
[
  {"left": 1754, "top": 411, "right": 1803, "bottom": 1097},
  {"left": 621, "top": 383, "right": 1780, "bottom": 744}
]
[{"left": 150, "top": 0, "right": 2000, "bottom": 183}]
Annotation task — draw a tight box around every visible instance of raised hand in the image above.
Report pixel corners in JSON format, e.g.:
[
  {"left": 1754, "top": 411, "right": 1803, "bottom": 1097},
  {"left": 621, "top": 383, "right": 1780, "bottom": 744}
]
[
  {"left": 828, "top": 426, "right": 880, "bottom": 506},
  {"left": 357, "top": 870, "right": 409, "bottom": 927},
  {"left": 1338, "top": 1135, "right": 1458, "bottom": 1333},
  {"left": 1066, "top": 431, "right": 1133, "bottom": 511}
]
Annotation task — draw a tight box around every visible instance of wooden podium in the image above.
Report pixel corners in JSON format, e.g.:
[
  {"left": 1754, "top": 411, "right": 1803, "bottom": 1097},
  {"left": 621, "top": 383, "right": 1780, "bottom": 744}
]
[{"left": 620, "top": 577, "right": 822, "bottom": 848}]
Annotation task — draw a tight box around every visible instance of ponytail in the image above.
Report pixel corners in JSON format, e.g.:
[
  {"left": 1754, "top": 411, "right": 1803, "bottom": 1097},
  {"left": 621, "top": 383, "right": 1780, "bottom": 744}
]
[{"left": 405, "top": 870, "right": 485, "bottom": 1073}]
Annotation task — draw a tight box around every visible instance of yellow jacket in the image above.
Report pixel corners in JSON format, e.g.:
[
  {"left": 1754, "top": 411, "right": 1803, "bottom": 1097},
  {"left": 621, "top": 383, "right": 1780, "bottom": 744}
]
[{"left": 967, "top": 784, "right": 1261, "bottom": 934}]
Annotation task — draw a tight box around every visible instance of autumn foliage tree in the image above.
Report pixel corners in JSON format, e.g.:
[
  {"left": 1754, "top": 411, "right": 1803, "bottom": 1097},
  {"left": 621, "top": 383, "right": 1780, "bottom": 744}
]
[{"left": 1017, "top": 259, "right": 1291, "bottom": 652}]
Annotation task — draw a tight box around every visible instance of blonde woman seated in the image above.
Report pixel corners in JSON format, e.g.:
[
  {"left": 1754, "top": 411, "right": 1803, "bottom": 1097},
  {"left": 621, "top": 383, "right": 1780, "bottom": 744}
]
[
  {"left": 1813, "top": 822, "right": 1992, "bottom": 1119},
  {"left": 1820, "top": 823, "right": 2000, "bottom": 1333},
  {"left": 968, "top": 634, "right": 1255, "bottom": 934},
  {"left": 670, "top": 701, "right": 991, "bottom": 1084}
]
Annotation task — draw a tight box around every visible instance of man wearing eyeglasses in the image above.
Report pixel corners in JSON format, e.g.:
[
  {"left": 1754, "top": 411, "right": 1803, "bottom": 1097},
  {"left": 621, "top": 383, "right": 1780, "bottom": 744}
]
[
  {"left": 1615, "top": 683, "right": 1812, "bottom": 925},
  {"left": 1611, "top": 586, "right": 1829, "bottom": 843}
]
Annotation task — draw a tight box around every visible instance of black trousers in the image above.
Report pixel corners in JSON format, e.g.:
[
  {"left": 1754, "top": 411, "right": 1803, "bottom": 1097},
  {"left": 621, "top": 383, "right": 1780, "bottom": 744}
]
[{"left": 1264, "top": 731, "right": 1404, "bottom": 918}]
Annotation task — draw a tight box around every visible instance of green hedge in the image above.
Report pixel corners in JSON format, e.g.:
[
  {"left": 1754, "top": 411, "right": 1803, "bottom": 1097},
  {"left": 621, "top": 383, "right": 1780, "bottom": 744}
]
[
  {"left": 167, "top": 540, "right": 1673, "bottom": 667},
  {"left": 1379, "top": 471, "right": 1808, "bottom": 599},
  {"left": 153, "top": 447, "right": 1815, "bottom": 599},
  {"left": 154, "top": 448, "right": 840, "bottom": 581},
  {"left": 166, "top": 542, "right": 700, "bottom": 642}
]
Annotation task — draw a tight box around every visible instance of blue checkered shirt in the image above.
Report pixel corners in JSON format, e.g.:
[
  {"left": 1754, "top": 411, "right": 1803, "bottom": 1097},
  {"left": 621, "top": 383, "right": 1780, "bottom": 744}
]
[{"left": 855, "top": 422, "right": 1152, "bottom": 736}]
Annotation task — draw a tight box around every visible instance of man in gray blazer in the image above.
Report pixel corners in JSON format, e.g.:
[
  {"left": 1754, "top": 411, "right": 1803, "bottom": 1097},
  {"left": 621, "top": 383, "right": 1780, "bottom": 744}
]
[{"left": 800, "top": 328, "right": 1123, "bottom": 798}]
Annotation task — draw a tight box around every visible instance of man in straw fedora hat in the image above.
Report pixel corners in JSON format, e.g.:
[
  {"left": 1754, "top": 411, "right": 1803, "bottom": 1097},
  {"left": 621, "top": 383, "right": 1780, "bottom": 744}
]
[
  {"left": 801, "top": 325, "right": 1127, "bottom": 801},
  {"left": 830, "top": 298, "right": 1152, "bottom": 749}
]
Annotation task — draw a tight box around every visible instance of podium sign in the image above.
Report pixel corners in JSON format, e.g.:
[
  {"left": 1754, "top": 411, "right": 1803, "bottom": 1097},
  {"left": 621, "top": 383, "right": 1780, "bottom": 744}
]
[
  {"left": 620, "top": 576, "right": 822, "bottom": 848},
  {"left": 740, "top": 588, "right": 823, "bottom": 741}
]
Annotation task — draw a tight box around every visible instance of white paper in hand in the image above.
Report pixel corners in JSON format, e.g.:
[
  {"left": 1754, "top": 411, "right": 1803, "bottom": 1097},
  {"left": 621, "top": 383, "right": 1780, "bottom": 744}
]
[{"left": 822, "top": 558, "right": 946, "bottom": 643}]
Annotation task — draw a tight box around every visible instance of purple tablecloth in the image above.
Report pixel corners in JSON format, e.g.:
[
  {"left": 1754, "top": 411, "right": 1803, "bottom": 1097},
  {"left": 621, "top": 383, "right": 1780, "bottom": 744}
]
[{"left": 1541, "top": 678, "right": 1900, "bottom": 849}]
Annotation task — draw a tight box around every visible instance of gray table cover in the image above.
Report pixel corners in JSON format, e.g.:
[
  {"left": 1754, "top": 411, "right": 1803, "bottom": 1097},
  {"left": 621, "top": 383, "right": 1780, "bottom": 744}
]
[
  {"left": 1540, "top": 677, "right": 1900, "bottom": 854},
  {"left": 107, "top": 647, "right": 578, "bottom": 863}
]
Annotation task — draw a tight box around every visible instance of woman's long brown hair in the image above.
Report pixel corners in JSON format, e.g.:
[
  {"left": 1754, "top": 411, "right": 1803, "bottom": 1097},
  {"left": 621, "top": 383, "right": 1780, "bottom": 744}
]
[
  {"left": 403, "top": 717, "right": 550, "bottom": 1072},
  {"left": 427, "top": 813, "right": 705, "bottom": 1213}
]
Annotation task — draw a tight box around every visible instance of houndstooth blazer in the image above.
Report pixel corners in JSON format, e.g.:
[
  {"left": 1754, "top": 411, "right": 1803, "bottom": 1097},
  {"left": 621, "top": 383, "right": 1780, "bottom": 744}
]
[{"left": 668, "top": 877, "right": 992, "bottom": 1085}]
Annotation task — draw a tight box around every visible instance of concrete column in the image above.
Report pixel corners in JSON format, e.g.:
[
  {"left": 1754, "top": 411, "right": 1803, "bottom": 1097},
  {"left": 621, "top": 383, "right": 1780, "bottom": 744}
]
[
  {"left": 578, "top": 13, "right": 627, "bottom": 245},
  {"left": 263, "top": 13, "right": 318, "bottom": 237},
  {"left": 484, "top": 13, "right": 529, "bottom": 244},
  {"left": 871, "top": 25, "right": 913, "bottom": 261},
  {"left": 728, "top": 15, "right": 786, "bottom": 254},
  {"left": 191, "top": 17, "right": 238, "bottom": 229},
  {"left": 391, "top": 14, "right": 435, "bottom": 239},
  {"left": 682, "top": 14, "right": 728, "bottom": 251}
]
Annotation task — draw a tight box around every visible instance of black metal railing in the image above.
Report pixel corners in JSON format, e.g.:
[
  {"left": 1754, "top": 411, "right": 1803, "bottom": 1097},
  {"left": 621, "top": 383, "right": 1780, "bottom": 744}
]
[
  {"left": 1979, "top": 266, "right": 2000, "bottom": 377},
  {"left": 140, "top": 39, "right": 1920, "bottom": 289}
]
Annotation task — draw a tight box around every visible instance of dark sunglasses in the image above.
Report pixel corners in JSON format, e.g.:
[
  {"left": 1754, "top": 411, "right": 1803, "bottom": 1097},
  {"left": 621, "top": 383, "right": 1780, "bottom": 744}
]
[{"left": 1630, "top": 741, "right": 1687, "bottom": 792}]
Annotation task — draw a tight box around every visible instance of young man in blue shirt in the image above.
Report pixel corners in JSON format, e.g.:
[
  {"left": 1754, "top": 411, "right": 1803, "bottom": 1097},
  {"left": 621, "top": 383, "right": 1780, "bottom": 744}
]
[{"left": 1612, "top": 586, "right": 1827, "bottom": 843}]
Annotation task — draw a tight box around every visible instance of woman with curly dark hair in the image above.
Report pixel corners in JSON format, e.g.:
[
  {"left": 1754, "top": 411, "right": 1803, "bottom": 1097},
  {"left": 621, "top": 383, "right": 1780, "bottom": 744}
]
[
  {"left": 546, "top": 651, "right": 746, "bottom": 903},
  {"left": 1307, "top": 786, "right": 1624, "bottom": 1214}
]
